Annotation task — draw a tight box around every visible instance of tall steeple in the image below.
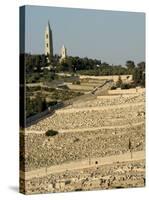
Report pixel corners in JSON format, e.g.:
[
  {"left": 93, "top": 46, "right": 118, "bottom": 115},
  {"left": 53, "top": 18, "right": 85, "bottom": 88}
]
[
  {"left": 60, "top": 45, "right": 67, "bottom": 63},
  {"left": 48, "top": 20, "right": 50, "bottom": 28},
  {"left": 45, "top": 21, "right": 53, "bottom": 62}
]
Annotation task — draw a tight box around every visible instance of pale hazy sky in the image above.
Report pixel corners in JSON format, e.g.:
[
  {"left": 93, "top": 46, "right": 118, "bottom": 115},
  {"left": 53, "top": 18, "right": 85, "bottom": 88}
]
[{"left": 24, "top": 5, "right": 145, "bottom": 66}]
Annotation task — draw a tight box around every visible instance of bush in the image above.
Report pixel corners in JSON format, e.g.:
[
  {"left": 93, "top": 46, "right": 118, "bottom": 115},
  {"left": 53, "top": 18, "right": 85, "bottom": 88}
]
[
  {"left": 26, "top": 96, "right": 48, "bottom": 118},
  {"left": 57, "top": 85, "right": 69, "bottom": 90},
  {"left": 120, "top": 83, "right": 131, "bottom": 89},
  {"left": 111, "top": 86, "right": 116, "bottom": 90},
  {"left": 44, "top": 87, "right": 56, "bottom": 92},
  {"left": 72, "top": 81, "right": 80, "bottom": 85},
  {"left": 75, "top": 189, "right": 82, "bottom": 191},
  {"left": 47, "top": 101, "right": 58, "bottom": 107},
  {"left": 26, "top": 86, "right": 41, "bottom": 92},
  {"left": 76, "top": 81, "right": 81, "bottom": 85},
  {"left": 65, "top": 180, "right": 71, "bottom": 185},
  {"left": 45, "top": 130, "right": 58, "bottom": 137},
  {"left": 116, "top": 76, "right": 122, "bottom": 88}
]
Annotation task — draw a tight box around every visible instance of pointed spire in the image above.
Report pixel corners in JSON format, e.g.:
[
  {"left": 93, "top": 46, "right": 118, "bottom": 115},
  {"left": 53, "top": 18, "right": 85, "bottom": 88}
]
[{"left": 48, "top": 20, "right": 51, "bottom": 29}]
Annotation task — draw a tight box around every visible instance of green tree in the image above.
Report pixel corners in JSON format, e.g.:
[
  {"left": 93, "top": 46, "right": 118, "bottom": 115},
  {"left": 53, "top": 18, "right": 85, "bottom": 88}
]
[
  {"left": 126, "top": 60, "right": 135, "bottom": 70},
  {"left": 137, "top": 61, "right": 145, "bottom": 71},
  {"left": 116, "top": 76, "right": 122, "bottom": 87},
  {"left": 133, "top": 67, "right": 145, "bottom": 87}
]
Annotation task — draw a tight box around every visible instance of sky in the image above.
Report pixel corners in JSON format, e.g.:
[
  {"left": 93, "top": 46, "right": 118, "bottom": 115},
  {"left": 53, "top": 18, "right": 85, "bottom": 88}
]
[{"left": 24, "top": 5, "right": 145, "bottom": 66}]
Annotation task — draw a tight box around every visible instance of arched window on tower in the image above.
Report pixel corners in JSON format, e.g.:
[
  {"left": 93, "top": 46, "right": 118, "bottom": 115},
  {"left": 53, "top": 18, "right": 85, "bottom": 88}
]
[
  {"left": 46, "top": 34, "right": 48, "bottom": 39},
  {"left": 46, "top": 43, "right": 48, "bottom": 47}
]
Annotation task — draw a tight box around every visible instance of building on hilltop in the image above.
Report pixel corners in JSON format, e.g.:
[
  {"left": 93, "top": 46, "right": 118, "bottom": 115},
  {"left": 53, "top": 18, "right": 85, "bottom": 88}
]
[
  {"left": 60, "top": 45, "right": 67, "bottom": 63},
  {"left": 44, "top": 21, "right": 53, "bottom": 63}
]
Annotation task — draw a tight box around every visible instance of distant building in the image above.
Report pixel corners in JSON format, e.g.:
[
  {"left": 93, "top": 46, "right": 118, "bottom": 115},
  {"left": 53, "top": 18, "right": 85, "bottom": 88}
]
[
  {"left": 45, "top": 21, "right": 53, "bottom": 62},
  {"left": 60, "top": 45, "right": 67, "bottom": 62}
]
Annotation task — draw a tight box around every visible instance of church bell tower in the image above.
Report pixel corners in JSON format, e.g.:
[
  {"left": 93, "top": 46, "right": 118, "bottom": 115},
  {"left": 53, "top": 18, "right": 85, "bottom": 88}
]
[{"left": 45, "top": 21, "right": 53, "bottom": 62}]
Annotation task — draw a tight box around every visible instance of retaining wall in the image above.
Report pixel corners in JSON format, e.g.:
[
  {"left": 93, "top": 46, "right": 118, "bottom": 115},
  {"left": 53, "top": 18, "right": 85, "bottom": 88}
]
[
  {"left": 108, "top": 88, "right": 145, "bottom": 95},
  {"left": 79, "top": 75, "right": 133, "bottom": 82}
]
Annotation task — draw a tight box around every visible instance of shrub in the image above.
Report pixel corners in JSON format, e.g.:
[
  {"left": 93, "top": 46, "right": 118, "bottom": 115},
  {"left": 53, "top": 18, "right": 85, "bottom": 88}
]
[
  {"left": 111, "top": 86, "right": 116, "bottom": 90},
  {"left": 74, "top": 138, "right": 80, "bottom": 142},
  {"left": 48, "top": 101, "right": 58, "bottom": 107},
  {"left": 65, "top": 180, "right": 71, "bottom": 185},
  {"left": 57, "top": 85, "right": 69, "bottom": 90},
  {"left": 72, "top": 81, "right": 80, "bottom": 85},
  {"left": 45, "top": 130, "right": 58, "bottom": 137},
  {"left": 120, "top": 83, "right": 130, "bottom": 89},
  {"left": 76, "top": 81, "right": 80, "bottom": 85},
  {"left": 116, "top": 76, "right": 122, "bottom": 88},
  {"left": 75, "top": 189, "right": 82, "bottom": 191}
]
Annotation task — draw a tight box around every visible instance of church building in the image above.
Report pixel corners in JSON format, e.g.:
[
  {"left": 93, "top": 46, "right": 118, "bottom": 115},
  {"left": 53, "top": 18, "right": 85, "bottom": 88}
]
[
  {"left": 44, "top": 21, "right": 68, "bottom": 64},
  {"left": 44, "top": 21, "right": 53, "bottom": 62},
  {"left": 60, "top": 45, "right": 67, "bottom": 62}
]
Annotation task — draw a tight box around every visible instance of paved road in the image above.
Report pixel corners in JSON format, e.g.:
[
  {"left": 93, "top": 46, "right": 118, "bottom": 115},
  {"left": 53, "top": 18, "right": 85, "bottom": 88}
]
[{"left": 20, "top": 150, "right": 145, "bottom": 180}]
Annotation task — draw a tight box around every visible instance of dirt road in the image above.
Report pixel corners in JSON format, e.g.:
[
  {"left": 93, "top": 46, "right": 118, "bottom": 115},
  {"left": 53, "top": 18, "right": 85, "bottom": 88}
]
[{"left": 20, "top": 150, "right": 145, "bottom": 180}]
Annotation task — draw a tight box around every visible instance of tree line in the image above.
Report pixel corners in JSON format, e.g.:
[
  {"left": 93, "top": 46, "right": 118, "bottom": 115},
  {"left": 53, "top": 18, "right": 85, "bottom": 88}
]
[{"left": 22, "top": 53, "right": 145, "bottom": 87}]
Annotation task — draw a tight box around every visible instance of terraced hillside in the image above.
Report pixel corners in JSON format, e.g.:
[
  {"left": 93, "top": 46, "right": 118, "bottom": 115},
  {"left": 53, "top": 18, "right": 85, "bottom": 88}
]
[
  {"left": 21, "top": 160, "right": 145, "bottom": 194},
  {"left": 21, "top": 91, "right": 145, "bottom": 194}
]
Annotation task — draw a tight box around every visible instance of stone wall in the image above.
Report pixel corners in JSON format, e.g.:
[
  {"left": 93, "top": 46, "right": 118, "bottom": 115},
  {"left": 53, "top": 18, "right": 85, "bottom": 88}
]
[
  {"left": 26, "top": 102, "right": 65, "bottom": 127},
  {"left": 79, "top": 75, "right": 133, "bottom": 82},
  {"left": 26, "top": 109, "right": 50, "bottom": 126},
  {"left": 108, "top": 88, "right": 145, "bottom": 95},
  {"left": 67, "top": 93, "right": 144, "bottom": 109}
]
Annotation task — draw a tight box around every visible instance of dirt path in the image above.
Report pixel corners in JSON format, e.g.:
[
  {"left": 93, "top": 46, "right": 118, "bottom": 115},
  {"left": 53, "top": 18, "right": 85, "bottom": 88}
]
[
  {"left": 56, "top": 102, "right": 144, "bottom": 113},
  {"left": 24, "top": 121, "right": 144, "bottom": 135},
  {"left": 20, "top": 150, "right": 145, "bottom": 180}
]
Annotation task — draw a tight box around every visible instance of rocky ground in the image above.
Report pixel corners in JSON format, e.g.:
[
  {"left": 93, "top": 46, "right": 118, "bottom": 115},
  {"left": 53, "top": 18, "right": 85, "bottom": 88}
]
[
  {"left": 21, "top": 124, "right": 144, "bottom": 171},
  {"left": 20, "top": 160, "right": 145, "bottom": 194},
  {"left": 20, "top": 92, "right": 145, "bottom": 194}
]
